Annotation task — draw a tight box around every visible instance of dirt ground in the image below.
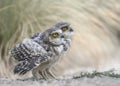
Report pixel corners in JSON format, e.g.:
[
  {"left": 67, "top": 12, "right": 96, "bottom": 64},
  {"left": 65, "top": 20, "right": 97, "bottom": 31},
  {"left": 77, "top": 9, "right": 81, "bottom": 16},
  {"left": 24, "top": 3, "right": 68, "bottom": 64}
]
[{"left": 0, "top": 76, "right": 120, "bottom": 86}]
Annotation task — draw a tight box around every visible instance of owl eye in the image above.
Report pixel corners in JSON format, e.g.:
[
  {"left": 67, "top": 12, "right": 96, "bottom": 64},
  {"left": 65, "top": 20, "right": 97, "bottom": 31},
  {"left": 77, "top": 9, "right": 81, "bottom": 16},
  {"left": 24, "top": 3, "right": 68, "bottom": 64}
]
[
  {"left": 51, "top": 32, "right": 59, "bottom": 38},
  {"left": 61, "top": 26, "right": 68, "bottom": 32}
]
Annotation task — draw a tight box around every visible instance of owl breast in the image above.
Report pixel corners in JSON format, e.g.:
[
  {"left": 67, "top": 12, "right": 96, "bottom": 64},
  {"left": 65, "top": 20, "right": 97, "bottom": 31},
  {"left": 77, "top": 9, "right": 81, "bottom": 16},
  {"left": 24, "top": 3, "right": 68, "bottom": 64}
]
[{"left": 52, "top": 45, "right": 64, "bottom": 55}]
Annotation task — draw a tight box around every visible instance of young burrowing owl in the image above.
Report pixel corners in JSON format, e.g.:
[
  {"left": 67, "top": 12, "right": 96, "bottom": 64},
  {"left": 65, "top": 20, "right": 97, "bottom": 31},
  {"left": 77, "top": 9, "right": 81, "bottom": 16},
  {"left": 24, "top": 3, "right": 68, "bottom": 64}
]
[{"left": 9, "top": 22, "right": 73, "bottom": 79}]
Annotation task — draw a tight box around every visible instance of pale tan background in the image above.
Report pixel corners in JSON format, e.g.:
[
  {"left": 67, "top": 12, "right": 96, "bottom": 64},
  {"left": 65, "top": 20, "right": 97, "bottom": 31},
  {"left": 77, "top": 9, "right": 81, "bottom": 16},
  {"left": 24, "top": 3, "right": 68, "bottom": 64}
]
[{"left": 0, "top": 0, "right": 120, "bottom": 79}]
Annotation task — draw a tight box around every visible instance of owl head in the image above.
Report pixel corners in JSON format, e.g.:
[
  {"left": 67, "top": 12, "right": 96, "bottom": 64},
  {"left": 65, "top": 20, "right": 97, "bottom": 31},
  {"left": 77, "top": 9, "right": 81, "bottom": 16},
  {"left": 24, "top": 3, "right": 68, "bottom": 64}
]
[
  {"left": 54, "top": 22, "right": 74, "bottom": 40},
  {"left": 35, "top": 22, "right": 74, "bottom": 46},
  {"left": 42, "top": 29, "right": 65, "bottom": 46},
  {"left": 44, "top": 22, "right": 73, "bottom": 45}
]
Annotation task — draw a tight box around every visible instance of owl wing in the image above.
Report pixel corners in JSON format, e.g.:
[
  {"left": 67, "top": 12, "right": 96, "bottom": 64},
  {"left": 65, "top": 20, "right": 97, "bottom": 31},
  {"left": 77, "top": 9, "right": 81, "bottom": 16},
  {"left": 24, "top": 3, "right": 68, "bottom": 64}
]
[
  {"left": 9, "top": 38, "right": 46, "bottom": 61},
  {"left": 13, "top": 39, "right": 52, "bottom": 75},
  {"left": 9, "top": 43, "right": 31, "bottom": 61},
  {"left": 14, "top": 60, "right": 34, "bottom": 75},
  {"left": 14, "top": 54, "right": 51, "bottom": 75}
]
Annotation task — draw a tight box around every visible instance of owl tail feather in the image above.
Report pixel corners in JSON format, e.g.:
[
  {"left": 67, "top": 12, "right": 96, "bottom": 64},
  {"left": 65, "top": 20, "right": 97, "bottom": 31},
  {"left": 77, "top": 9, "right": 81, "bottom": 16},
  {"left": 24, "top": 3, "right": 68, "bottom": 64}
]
[{"left": 14, "top": 61, "right": 36, "bottom": 75}]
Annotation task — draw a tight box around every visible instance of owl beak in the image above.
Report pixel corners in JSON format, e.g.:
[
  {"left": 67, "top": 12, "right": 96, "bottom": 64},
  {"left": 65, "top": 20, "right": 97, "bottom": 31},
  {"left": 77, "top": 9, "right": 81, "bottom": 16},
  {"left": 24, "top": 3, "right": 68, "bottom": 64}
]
[
  {"left": 61, "top": 35, "right": 64, "bottom": 38},
  {"left": 69, "top": 28, "right": 73, "bottom": 32}
]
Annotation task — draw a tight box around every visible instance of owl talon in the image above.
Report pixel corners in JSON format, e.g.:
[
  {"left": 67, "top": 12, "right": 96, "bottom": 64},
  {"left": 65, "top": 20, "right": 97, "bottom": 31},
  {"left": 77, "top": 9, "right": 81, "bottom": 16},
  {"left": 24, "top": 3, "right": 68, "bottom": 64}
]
[
  {"left": 39, "top": 71, "right": 48, "bottom": 80},
  {"left": 46, "top": 69, "right": 56, "bottom": 79}
]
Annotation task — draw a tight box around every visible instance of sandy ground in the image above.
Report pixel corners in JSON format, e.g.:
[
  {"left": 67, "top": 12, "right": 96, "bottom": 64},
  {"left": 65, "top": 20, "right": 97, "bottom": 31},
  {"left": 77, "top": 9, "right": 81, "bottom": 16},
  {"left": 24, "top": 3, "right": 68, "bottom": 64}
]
[{"left": 0, "top": 76, "right": 120, "bottom": 86}]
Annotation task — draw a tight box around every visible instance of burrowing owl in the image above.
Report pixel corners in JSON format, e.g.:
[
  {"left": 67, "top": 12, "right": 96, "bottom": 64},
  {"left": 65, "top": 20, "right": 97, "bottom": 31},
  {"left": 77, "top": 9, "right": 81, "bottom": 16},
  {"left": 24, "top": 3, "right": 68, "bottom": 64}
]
[{"left": 9, "top": 22, "right": 73, "bottom": 79}]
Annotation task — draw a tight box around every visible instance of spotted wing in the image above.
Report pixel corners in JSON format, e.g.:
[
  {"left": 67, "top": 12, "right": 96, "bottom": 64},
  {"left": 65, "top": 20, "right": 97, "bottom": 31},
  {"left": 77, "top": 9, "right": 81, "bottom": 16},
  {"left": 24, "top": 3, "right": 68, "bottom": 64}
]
[
  {"left": 12, "top": 39, "right": 52, "bottom": 75},
  {"left": 14, "top": 60, "right": 35, "bottom": 75},
  {"left": 9, "top": 38, "right": 47, "bottom": 61}
]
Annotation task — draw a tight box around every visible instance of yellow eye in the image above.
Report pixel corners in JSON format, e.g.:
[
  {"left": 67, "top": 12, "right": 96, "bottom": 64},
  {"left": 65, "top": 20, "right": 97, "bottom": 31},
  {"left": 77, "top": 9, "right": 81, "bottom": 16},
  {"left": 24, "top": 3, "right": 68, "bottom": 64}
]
[
  {"left": 51, "top": 32, "right": 59, "bottom": 38},
  {"left": 61, "top": 27, "right": 68, "bottom": 32}
]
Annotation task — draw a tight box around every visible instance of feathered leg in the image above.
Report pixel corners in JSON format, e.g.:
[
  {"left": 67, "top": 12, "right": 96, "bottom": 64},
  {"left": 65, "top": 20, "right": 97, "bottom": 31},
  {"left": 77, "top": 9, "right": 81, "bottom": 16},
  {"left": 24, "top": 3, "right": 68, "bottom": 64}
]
[{"left": 46, "top": 68, "right": 56, "bottom": 79}]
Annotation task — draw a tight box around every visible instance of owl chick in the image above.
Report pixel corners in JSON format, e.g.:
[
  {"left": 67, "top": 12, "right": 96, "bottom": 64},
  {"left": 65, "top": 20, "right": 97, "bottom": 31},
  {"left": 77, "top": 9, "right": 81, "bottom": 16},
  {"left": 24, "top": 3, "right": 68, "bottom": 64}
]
[
  {"left": 31, "top": 22, "right": 74, "bottom": 79},
  {"left": 9, "top": 22, "right": 73, "bottom": 80}
]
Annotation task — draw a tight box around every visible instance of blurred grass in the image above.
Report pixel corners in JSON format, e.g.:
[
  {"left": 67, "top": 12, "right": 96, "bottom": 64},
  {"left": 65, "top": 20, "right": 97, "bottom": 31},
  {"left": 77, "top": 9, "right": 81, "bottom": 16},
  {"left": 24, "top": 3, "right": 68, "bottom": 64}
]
[{"left": 0, "top": 0, "right": 44, "bottom": 61}]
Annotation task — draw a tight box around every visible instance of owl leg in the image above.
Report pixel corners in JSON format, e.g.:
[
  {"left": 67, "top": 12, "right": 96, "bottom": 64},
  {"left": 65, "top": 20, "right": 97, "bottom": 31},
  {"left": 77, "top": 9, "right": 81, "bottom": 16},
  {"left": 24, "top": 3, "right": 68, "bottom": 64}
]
[
  {"left": 46, "top": 69, "right": 56, "bottom": 79},
  {"left": 38, "top": 69, "right": 57, "bottom": 80},
  {"left": 32, "top": 69, "right": 49, "bottom": 80},
  {"left": 44, "top": 70, "right": 50, "bottom": 79},
  {"left": 32, "top": 69, "right": 42, "bottom": 79},
  {"left": 39, "top": 70, "right": 48, "bottom": 80}
]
